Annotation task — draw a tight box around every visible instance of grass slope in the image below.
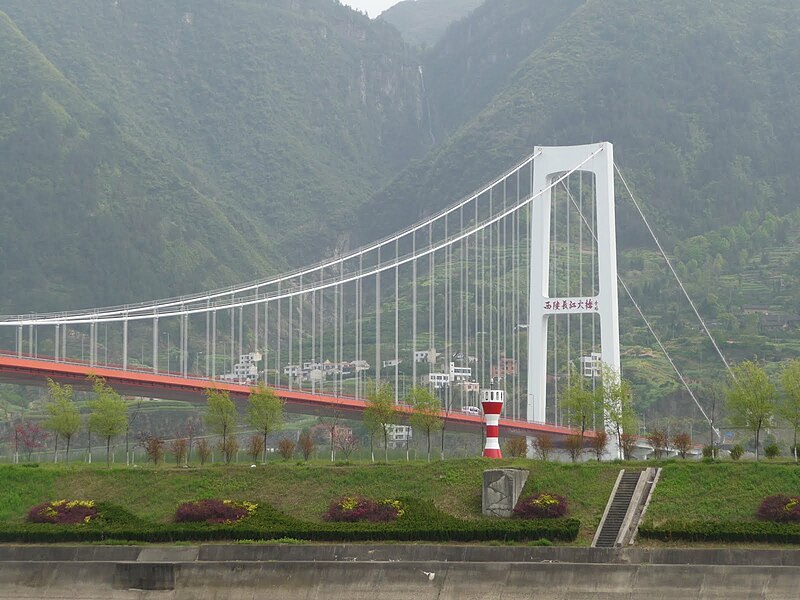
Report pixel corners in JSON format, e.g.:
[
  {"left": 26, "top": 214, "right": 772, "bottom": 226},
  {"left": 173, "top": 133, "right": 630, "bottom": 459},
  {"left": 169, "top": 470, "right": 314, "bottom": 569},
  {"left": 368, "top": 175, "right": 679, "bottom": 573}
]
[
  {"left": 0, "top": 460, "right": 617, "bottom": 544},
  {"left": 5, "top": 460, "right": 800, "bottom": 545}
]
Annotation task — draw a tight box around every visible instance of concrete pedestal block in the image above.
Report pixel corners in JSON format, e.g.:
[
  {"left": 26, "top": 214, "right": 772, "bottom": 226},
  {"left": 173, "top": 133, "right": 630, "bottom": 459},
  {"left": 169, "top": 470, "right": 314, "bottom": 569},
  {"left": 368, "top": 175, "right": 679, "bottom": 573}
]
[{"left": 482, "top": 468, "right": 529, "bottom": 517}]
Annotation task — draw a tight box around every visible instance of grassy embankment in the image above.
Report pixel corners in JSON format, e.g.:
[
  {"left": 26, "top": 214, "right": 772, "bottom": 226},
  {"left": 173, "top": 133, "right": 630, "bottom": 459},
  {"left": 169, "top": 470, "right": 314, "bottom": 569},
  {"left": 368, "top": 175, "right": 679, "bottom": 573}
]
[{"left": 2, "top": 459, "right": 799, "bottom": 545}]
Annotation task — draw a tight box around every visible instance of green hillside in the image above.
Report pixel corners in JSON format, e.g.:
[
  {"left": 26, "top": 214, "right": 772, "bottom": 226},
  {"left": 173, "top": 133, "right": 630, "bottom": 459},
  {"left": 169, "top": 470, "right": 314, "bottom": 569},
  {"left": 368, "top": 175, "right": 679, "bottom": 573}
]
[
  {"left": 0, "top": 0, "right": 432, "bottom": 312},
  {"left": 0, "top": 11, "right": 275, "bottom": 311}
]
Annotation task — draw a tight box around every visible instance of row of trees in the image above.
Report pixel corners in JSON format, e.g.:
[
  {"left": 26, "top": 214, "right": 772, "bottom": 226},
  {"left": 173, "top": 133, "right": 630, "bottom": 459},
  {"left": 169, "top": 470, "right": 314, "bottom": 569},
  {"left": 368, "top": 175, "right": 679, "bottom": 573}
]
[
  {"left": 725, "top": 358, "right": 800, "bottom": 461},
  {"left": 364, "top": 382, "right": 443, "bottom": 463},
  {"left": 557, "top": 357, "right": 800, "bottom": 462},
  {"left": 28, "top": 377, "right": 285, "bottom": 466}
]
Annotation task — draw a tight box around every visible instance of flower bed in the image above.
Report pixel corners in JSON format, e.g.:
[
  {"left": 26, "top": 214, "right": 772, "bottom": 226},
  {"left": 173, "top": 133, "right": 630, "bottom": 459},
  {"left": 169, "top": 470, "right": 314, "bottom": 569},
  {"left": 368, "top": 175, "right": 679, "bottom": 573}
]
[
  {"left": 323, "top": 496, "right": 404, "bottom": 523},
  {"left": 2, "top": 498, "right": 579, "bottom": 544},
  {"left": 175, "top": 499, "right": 258, "bottom": 524},
  {"left": 757, "top": 494, "right": 800, "bottom": 523},
  {"left": 27, "top": 500, "right": 97, "bottom": 524},
  {"left": 513, "top": 493, "right": 567, "bottom": 519}
]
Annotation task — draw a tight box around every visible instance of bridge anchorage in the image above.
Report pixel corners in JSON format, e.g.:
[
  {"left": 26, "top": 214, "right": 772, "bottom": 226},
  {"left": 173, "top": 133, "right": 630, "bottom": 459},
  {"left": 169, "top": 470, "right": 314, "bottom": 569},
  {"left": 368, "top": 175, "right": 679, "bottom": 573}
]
[{"left": 0, "top": 142, "right": 727, "bottom": 457}]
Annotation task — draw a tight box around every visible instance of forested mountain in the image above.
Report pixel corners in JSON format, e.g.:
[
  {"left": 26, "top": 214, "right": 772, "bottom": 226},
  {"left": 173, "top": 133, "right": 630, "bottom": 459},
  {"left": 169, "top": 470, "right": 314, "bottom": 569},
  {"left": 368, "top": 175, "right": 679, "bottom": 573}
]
[
  {"left": 0, "top": 0, "right": 431, "bottom": 312},
  {"left": 360, "top": 0, "right": 800, "bottom": 413},
  {"left": 379, "top": 0, "right": 484, "bottom": 47}
]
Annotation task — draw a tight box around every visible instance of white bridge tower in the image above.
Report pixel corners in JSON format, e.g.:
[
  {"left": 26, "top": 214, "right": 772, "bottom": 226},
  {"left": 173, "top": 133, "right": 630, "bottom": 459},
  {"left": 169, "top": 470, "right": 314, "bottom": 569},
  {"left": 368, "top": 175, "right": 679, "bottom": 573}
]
[{"left": 527, "top": 142, "right": 621, "bottom": 423}]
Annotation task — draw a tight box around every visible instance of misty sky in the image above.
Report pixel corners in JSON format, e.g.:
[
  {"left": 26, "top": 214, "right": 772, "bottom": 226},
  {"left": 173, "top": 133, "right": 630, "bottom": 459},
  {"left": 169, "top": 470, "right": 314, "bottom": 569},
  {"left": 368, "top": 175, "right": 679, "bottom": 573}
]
[{"left": 340, "top": 0, "right": 400, "bottom": 18}]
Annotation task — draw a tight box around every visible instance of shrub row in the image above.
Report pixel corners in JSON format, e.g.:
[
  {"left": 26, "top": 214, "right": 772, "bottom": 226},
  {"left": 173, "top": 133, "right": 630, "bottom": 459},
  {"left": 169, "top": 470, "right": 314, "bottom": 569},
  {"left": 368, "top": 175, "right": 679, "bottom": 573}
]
[
  {"left": 1, "top": 499, "right": 579, "bottom": 544},
  {"left": 0, "top": 519, "right": 580, "bottom": 544},
  {"left": 639, "top": 520, "right": 800, "bottom": 544}
]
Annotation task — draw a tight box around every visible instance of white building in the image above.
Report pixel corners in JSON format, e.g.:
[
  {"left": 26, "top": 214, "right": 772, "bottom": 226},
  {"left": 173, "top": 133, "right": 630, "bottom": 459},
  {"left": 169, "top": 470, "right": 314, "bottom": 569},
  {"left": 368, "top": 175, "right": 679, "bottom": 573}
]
[
  {"left": 427, "top": 373, "right": 450, "bottom": 388},
  {"left": 414, "top": 349, "right": 440, "bottom": 363},
  {"left": 580, "top": 352, "right": 602, "bottom": 378},
  {"left": 449, "top": 362, "right": 471, "bottom": 381},
  {"left": 221, "top": 352, "right": 261, "bottom": 384},
  {"left": 386, "top": 424, "right": 412, "bottom": 449}
]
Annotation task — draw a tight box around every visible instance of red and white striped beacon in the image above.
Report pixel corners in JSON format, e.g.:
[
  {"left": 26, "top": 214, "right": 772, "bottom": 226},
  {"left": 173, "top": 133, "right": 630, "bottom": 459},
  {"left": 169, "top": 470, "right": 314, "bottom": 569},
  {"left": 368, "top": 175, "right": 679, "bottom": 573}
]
[{"left": 481, "top": 389, "right": 505, "bottom": 458}]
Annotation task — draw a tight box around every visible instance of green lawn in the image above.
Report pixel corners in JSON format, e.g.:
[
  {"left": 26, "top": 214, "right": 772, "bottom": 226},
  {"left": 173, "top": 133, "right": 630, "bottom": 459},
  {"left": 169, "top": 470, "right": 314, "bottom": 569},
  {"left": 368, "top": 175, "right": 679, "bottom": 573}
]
[
  {"left": 644, "top": 461, "right": 800, "bottom": 526},
  {"left": 0, "top": 459, "right": 618, "bottom": 544},
  {"left": 4, "top": 459, "right": 800, "bottom": 545}
]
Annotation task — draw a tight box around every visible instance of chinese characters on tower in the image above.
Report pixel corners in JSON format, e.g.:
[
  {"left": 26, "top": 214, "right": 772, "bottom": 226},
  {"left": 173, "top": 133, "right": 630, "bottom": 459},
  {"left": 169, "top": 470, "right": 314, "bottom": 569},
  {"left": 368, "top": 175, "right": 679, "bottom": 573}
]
[{"left": 542, "top": 297, "right": 600, "bottom": 313}]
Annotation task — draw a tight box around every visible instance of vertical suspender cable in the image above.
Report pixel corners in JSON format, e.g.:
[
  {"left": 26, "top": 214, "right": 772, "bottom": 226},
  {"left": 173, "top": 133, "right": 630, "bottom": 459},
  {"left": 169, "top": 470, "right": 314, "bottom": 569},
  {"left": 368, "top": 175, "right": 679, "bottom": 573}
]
[
  {"left": 412, "top": 232, "right": 417, "bottom": 389},
  {"left": 376, "top": 247, "right": 381, "bottom": 385},
  {"left": 212, "top": 310, "right": 217, "bottom": 379},
  {"left": 395, "top": 240, "right": 399, "bottom": 402},
  {"left": 264, "top": 300, "right": 270, "bottom": 385},
  {"left": 298, "top": 274, "right": 303, "bottom": 391},
  {"left": 276, "top": 283, "right": 282, "bottom": 387}
]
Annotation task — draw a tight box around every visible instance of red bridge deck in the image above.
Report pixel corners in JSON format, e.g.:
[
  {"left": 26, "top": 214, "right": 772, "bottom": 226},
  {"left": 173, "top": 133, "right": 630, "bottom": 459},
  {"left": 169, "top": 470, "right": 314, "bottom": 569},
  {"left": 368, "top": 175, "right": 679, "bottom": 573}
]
[{"left": 0, "top": 354, "right": 593, "bottom": 439}]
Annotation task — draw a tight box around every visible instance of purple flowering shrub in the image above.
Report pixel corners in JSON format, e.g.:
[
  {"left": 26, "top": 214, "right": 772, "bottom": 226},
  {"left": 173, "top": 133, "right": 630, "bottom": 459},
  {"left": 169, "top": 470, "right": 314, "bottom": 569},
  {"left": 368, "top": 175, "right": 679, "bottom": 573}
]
[
  {"left": 323, "top": 496, "right": 403, "bottom": 523},
  {"left": 27, "top": 500, "right": 98, "bottom": 524},
  {"left": 175, "top": 499, "right": 258, "bottom": 524},
  {"left": 513, "top": 493, "right": 568, "bottom": 519},
  {"left": 757, "top": 495, "right": 800, "bottom": 522}
]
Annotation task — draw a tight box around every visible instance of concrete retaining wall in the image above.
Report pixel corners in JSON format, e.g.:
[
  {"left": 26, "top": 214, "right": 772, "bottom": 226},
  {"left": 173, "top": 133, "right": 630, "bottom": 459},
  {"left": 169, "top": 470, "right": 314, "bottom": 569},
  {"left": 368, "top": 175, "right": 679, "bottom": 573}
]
[{"left": 2, "top": 545, "right": 800, "bottom": 599}]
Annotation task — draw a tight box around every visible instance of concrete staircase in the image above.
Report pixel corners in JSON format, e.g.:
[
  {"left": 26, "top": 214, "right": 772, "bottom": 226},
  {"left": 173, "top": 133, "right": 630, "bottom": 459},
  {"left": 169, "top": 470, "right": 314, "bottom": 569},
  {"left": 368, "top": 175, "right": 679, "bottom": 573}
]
[{"left": 592, "top": 467, "right": 660, "bottom": 548}]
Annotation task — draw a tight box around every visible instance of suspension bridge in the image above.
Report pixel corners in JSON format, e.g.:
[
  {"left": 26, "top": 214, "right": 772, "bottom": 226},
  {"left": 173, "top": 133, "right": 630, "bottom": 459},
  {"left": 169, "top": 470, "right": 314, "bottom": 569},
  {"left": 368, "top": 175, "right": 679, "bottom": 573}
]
[{"left": 0, "top": 143, "right": 724, "bottom": 448}]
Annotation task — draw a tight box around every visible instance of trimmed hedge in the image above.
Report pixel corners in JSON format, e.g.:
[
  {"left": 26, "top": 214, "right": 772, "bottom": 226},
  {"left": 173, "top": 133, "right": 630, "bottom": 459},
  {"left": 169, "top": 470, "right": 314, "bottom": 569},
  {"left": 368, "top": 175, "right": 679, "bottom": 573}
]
[
  {"left": 0, "top": 498, "right": 579, "bottom": 544},
  {"left": 639, "top": 520, "right": 800, "bottom": 544}
]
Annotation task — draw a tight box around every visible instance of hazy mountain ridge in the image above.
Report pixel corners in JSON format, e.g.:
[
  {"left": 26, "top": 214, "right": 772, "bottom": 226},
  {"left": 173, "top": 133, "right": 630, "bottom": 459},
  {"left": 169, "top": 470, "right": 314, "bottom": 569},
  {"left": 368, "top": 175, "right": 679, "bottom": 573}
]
[
  {"left": 379, "top": 0, "right": 485, "bottom": 47},
  {"left": 363, "top": 0, "right": 800, "bottom": 243}
]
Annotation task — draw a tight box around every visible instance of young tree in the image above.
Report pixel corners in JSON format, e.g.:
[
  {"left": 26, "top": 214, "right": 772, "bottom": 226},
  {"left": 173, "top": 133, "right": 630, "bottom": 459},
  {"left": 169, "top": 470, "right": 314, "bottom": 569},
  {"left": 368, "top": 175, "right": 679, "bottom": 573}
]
[
  {"left": 726, "top": 360, "right": 776, "bottom": 461},
  {"left": 564, "top": 434, "right": 583, "bottom": 462},
  {"left": 16, "top": 421, "right": 48, "bottom": 461},
  {"left": 298, "top": 428, "right": 315, "bottom": 461},
  {"left": 647, "top": 428, "right": 669, "bottom": 460},
  {"left": 196, "top": 438, "right": 212, "bottom": 465},
  {"left": 183, "top": 415, "right": 202, "bottom": 465},
  {"left": 334, "top": 429, "right": 358, "bottom": 460},
  {"left": 406, "top": 386, "right": 442, "bottom": 462},
  {"left": 600, "top": 365, "right": 638, "bottom": 460},
  {"left": 43, "top": 379, "right": 80, "bottom": 463},
  {"left": 672, "top": 432, "right": 692, "bottom": 459},
  {"left": 620, "top": 432, "right": 639, "bottom": 460},
  {"left": 780, "top": 359, "right": 800, "bottom": 462},
  {"left": 364, "top": 380, "right": 397, "bottom": 463},
  {"left": 321, "top": 406, "right": 342, "bottom": 462},
  {"left": 246, "top": 384, "right": 284, "bottom": 463},
  {"left": 170, "top": 437, "right": 188, "bottom": 466},
  {"left": 247, "top": 434, "right": 264, "bottom": 463},
  {"left": 204, "top": 388, "right": 237, "bottom": 458},
  {"left": 561, "top": 364, "right": 601, "bottom": 445},
  {"left": 124, "top": 397, "right": 144, "bottom": 466},
  {"left": 219, "top": 436, "right": 239, "bottom": 464},
  {"left": 590, "top": 430, "right": 608, "bottom": 461},
  {"left": 87, "top": 376, "right": 128, "bottom": 466},
  {"left": 532, "top": 434, "right": 554, "bottom": 461},
  {"left": 277, "top": 437, "right": 296, "bottom": 460},
  {"left": 143, "top": 436, "right": 165, "bottom": 465},
  {"left": 503, "top": 436, "right": 529, "bottom": 458}
]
